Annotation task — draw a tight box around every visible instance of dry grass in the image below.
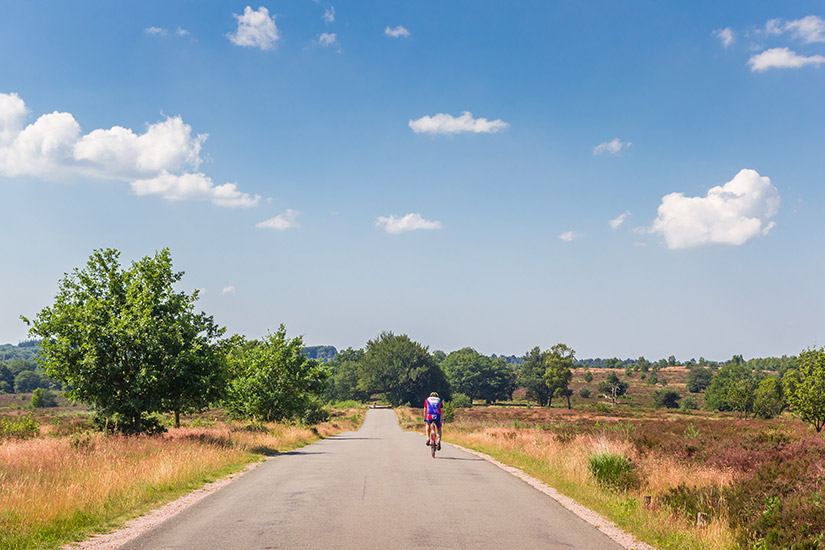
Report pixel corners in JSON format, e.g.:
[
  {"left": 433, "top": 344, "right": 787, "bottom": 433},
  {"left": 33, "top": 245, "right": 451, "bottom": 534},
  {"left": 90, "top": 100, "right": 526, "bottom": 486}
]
[
  {"left": 398, "top": 407, "right": 738, "bottom": 550},
  {"left": 0, "top": 410, "right": 364, "bottom": 550}
]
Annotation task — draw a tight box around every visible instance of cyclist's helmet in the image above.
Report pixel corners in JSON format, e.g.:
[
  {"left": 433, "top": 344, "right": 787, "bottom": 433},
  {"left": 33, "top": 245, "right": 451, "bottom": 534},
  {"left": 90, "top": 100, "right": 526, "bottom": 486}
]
[{"left": 430, "top": 392, "right": 439, "bottom": 397}]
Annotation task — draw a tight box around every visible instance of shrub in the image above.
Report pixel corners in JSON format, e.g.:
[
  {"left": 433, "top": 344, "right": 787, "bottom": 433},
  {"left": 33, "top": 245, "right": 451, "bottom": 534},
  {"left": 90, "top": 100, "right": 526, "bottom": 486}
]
[
  {"left": 31, "top": 387, "right": 58, "bottom": 408},
  {"left": 653, "top": 389, "right": 681, "bottom": 409},
  {"left": 442, "top": 402, "right": 456, "bottom": 423},
  {"left": 680, "top": 395, "right": 699, "bottom": 412},
  {"left": 301, "top": 404, "right": 330, "bottom": 425},
  {"left": 450, "top": 393, "right": 472, "bottom": 408},
  {"left": 578, "top": 387, "right": 592, "bottom": 398},
  {"left": 583, "top": 371, "right": 593, "bottom": 383},
  {"left": 588, "top": 452, "right": 638, "bottom": 491},
  {"left": 593, "top": 403, "right": 610, "bottom": 413},
  {"left": 0, "top": 414, "right": 40, "bottom": 439}
]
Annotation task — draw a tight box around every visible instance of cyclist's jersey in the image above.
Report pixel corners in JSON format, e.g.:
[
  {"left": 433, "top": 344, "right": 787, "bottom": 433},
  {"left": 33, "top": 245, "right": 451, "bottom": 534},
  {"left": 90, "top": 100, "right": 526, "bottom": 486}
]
[{"left": 425, "top": 396, "right": 442, "bottom": 420}]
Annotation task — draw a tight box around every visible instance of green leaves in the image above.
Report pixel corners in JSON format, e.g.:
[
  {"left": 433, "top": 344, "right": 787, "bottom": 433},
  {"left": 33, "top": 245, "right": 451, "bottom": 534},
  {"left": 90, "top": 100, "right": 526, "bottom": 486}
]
[
  {"left": 441, "top": 347, "right": 515, "bottom": 404},
  {"left": 785, "top": 347, "right": 825, "bottom": 432}
]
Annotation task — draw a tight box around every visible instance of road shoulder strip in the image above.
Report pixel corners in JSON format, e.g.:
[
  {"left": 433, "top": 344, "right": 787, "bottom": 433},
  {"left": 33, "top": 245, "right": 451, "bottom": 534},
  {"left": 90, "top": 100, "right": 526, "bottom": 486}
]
[{"left": 449, "top": 442, "right": 658, "bottom": 550}]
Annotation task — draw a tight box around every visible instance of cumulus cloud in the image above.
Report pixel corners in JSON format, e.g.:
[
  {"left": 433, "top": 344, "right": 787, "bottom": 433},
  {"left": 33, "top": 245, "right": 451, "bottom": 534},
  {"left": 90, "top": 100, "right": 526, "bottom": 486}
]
[
  {"left": 593, "top": 138, "right": 631, "bottom": 155},
  {"left": 409, "top": 111, "right": 509, "bottom": 135},
  {"left": 228, "top": 6, "right": 280, "bottom": 50},
  {"left": 323, "top": 6, "right": 335, "bottom": 24},
  {"left": 318, "top": 32, "right": 338, "bottom": 48},
  {"left": 748, "top": 47, "right": 825, "bottom": 71},
  {"left": 375, "top": 213, "right": 442, "bottom": 234},
  {"left": 145, "top": 26, "right": 167, "bottom": 35},
  {"left": 385, "top": 25, "right": 410, "bottom": 38},
  {"left": 714, "top": 27, "right": 734, "bottom": 48},
  {"left": 558, "top": 231, "right": 581, "bottom": 243},
  {"left": 0, "top": 92, "right": 260, "bottom": 207},
  {"left": 256, "top": 208, "right": 300, "bottom": 230},
  {"left": 609, "top": 211, "right": 631, "bottom": 230},
  {"left": 648, "top": 169, "right": 780, "bottom": 249},
  {"left": 221, "top": 285, "right": 236, "bottom": 295},
  {"left": 766, "top": 15, "right": 825, "bottom": 43}
]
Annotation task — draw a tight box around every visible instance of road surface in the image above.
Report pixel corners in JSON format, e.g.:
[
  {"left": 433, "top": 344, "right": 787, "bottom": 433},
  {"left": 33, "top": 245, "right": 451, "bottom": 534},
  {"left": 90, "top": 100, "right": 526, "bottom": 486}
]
[{"left": 122, "top": 409, "right": 624, "bottom": 549}]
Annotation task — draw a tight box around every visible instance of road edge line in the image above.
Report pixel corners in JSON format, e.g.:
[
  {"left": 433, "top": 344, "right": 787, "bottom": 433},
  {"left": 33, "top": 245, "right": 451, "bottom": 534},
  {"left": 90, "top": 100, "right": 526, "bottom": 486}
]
[{"left": 449, "top": 442, "right": 659, "bottom": 550}]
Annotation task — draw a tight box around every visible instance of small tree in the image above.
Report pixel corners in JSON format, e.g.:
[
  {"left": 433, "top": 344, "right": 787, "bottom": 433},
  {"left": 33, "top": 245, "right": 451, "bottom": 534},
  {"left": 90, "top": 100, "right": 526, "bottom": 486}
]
[
  {"left": 31, "top": 388, "right": 57, "bottom": 408},
  {"left": 544, "top": 343, "right": 575, "bottom": 409},
  {"left": 224, "top": 326, "right": 329, "bottom": 422},
  {"left": 519, "top": 347, "right": 551, "bottom": 406},
  {"left": 785, "top": 348, "right": 825, "bottom": 432},
  {"left": 598, "top": 372, "right": 628, "bottom": 405},
  {"left": 583, "top": 370, "right": 594, "bottom": 383},
  {"left": 14, "top": 370, "right": 41, "bottom": 393},
  {"left": 652, "top": 389, "right": 681, "bottom": 409},
  {"left": 753, "top": 377, "right": 785, "bottom": 419},
  {"left": 686, "top": 366, "right": 713, "bottom": 393}
]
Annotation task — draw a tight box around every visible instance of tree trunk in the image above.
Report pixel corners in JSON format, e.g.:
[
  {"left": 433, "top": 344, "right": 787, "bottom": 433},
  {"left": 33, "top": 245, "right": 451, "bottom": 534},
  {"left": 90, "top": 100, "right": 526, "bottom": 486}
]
[
  {"left": 566, "top": 394, "right": 571, "bottom": 409},
  {"left": 175, "top": 410, "right": 180, "bottom": 429}
]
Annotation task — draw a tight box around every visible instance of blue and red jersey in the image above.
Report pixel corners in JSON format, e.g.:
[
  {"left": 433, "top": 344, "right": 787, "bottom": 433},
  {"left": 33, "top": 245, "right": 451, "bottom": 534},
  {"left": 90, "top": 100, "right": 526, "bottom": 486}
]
[{"left": 424, "top": 395, "right": 442, "bottom": 422}]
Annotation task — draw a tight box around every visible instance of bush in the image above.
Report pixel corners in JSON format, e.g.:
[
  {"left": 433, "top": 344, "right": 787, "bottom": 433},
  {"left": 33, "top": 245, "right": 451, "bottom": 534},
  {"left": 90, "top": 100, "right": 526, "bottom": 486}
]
[
  {"left": 578, "top": 387, "right": 592, "bottom": 398},
  {"left": 301, "top": 403, "right": 330, "bottom": 425},
  {"left": 31, "top": 388, "right": 58, "bottom": 408},
  {"left": 0, "top": 414, "right": 40, "bottom": 439},
  {"left": 583, "top": 371, "right": 593, "bottom": 383},
  {"left": 680, "top": 395, "right": 699, "bottom": 412},
  {"left": 588, "top": 452, "right": 638, "bottom": 490},
  {"left": 593, "top": 403, "right": 610, "bottom": 413},
  {"left": 442, "top": 402, "right": 456, "bottom": 423},
  {"left": 450, "top": 393, "right": 472, "bottom": 408},
  {"left": 653, "top": 389, "right": 681, "bottom": 408}
]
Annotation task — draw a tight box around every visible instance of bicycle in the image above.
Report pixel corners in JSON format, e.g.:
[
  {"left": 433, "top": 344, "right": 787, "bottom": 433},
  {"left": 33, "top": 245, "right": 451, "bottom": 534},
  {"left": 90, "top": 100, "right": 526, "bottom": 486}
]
[{"left": 429, "top": 426, "right": 439, "bottom": 458}]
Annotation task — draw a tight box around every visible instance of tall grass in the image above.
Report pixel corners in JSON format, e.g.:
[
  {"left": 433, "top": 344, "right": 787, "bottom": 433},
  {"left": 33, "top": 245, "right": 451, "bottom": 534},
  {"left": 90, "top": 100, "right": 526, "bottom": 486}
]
[
  {"left": 398, "top": 408, "right": 737, "bottom": 550},
  {"left": 0, "top": 412, "right": 363, "bottom": 550}
]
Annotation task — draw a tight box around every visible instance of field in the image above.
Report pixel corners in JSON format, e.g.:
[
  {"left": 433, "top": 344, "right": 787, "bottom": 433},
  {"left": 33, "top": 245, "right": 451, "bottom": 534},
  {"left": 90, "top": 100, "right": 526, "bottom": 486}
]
[
  {"left": 0, "top": 397, "right": 365, "bottom": 550},
  {"left": 399, "top": 384, "right": 825, "bottom": 550}
]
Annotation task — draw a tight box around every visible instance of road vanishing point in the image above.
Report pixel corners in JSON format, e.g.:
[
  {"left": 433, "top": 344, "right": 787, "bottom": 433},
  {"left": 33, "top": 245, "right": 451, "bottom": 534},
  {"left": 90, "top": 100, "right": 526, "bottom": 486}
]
[{"left": 122, "top": 409, "right": 625, "bottom": 549}]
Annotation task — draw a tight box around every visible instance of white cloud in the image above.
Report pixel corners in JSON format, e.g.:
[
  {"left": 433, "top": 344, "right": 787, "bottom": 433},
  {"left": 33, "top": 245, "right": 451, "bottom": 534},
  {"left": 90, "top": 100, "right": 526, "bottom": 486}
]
[
  {"left": 145, "top": 26, "right": 167, "bottom": 35},
  {"left": 375, "top": 213, "right": 442, "bottom": 234},
  {"left": 228, "top": 6, "right": 280, "bottom": 50},
  {"left": 176, "top": 27, "right": 190, "bottom": 37},
  {"left": 318, "top": 32, "right": 338, "bottom": 48},
  {"left": 385, "top": 25, "right": 410, "bottom": 38},
  {"left": 609, "top": 211, "right": 631, "bottom": 230},
  {"left": 593, "top": 138, "right": 631, "bottom": 155},
  {"left": 0, "top": 92, "right": 259, "bottom": 208},
  {"left": 649, "top": 169, "right": 780, "bottom": 250},
  {"left": 767, "top": 15, "right": 825, "bottom": 43},
  {"left": 714, "top": 27, "right": 734, "bottom": 48},
  {"left": 558, "top": 231, "right": 581, "bottom": 243},
  {"left": 409, "top": 111, "right": 509, "bottom": 135},
  {"left": 131, "top": 172, "right": 260, "bottom": 207},
  {"left": 256, "top": 208, "right": 300, "bottom": 230},
  {"left": 221, "top": 285, "right": 236, "bottom": 295},
  {"left": 323, "top": 7, "right": 335, "bottom": 24},
  {"left": 748, "top": 47, "right": 825, "bottom": 71}
]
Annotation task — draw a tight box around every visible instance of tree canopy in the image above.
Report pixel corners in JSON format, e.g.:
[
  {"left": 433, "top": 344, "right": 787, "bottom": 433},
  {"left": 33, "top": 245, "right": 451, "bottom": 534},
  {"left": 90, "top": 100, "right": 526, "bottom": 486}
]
[
  {"left": 23, "top": 248, "right": 225, "bottom": 432},
  {"left": 785, "top": 347, "right": 825, "bottom": 432},
  {"left": 441, "top": 347, "right": 515, "bottom": 404}
]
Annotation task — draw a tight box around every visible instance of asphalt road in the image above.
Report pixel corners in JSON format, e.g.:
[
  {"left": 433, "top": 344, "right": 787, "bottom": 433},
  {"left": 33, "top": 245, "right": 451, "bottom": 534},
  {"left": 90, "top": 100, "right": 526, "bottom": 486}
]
[{"left": 121, "top": 409, "right": 624, "bottom": 549}]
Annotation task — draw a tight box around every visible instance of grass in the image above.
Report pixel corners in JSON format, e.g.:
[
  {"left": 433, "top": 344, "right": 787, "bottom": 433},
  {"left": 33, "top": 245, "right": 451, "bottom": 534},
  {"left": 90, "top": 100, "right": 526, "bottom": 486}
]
[
  {"left": 397, "top": 404, "right": 825, "bottom": 550},
  {"left": 0, "top": 407, "right": 364, "bottom": 550}
]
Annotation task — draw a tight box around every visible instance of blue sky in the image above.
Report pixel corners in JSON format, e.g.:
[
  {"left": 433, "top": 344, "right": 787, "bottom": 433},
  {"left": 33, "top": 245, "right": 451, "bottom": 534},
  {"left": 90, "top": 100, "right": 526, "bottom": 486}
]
[{"left": 2, "top": 1, "right": 824, "bottom": 361}]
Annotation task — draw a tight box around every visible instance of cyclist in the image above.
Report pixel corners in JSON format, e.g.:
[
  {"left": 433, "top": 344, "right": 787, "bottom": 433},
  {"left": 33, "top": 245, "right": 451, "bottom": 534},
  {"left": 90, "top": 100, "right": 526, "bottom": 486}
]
[{"left": 424, "top": 391, "right": 442, "bottom": 451}]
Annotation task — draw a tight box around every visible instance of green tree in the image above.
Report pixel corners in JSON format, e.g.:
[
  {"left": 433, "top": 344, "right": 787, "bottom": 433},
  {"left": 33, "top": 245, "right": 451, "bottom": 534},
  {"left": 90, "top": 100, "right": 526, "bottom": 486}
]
[
  {"left": 727, "top": 379, "right": 755, "bottom": 417},
  {"left": 0, "top": 363, "right": 12, "bottom": 393},
  {"left": 519, "top": 347, "right": 551, "bottom": 406},
  {"left": 784, "top": 348, "right": 825, "bottom": 432},
  {"left": 224, "top": 326, "right": 329, "bottom": 422},
  {"left": 636, "top": 356, "right": 651, "bottom": 373},
  {"left": 652, "top": 388, "right": 681, "bottom": 409},
  {"left": 583, "top": 370, "right": 594, "bottom": 383},
  {"left": 31, "top": 387, "right": 58, "bottom": 407},
  {"left": 544, "top": 343, "right": 575, "bottom": 409},
  {"left": 704, "top": 360, "right": 757, "bottom": 411},
  {"left": 358, "top": 332, "right": 449, "bottom": 406},
  {"left": 14, "top": 370, "right": 42, "bottom": 393},
  {"left": 442, "top": 347, "right": 515, "bottom": 404},
  {"left": 325, "top": 348, "right": 370, "bottom": 402},
  {"left": 753, "top": 377, "right": 786, "bottom": 419},
  {"left": 598, "top": 372, "right": 629, "bottom": 405},
  {"left": 686, "top": 366, "right": 713, "bottom": 393},
  {"left": 23, "top": 248, "right": 225, "bottom": 433}
]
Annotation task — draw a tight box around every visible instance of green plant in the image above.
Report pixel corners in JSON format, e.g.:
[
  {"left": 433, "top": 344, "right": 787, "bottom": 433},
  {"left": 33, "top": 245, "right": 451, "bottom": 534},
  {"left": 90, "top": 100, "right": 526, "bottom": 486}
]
[
  {"left": 31, "top": 387, "right": 58, "bottom": 408},
  {"left": 680, "top": 395, "right": 699, "bottom": 412},
  {"left": 578, "top": 387, "right": 592, "bottom": 398},
  {"left": 588, "top": 452, "right": 638, "bottom": 491},
  {"left": 593, "top": 403, "right": 610, "bottom": 413},
  {"left": 0, "top": 414, "right": 40, "bottom": 438},
  {"left": 442, "top": 401, "right": 455, "bottom": 423},
  {"left": 450, "top": 393, "right": 472, "bottom": 408}
]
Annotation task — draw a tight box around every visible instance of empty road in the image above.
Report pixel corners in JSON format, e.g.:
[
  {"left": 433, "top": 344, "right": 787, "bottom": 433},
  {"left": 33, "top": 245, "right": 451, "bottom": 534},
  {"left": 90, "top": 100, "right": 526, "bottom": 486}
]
[{"left": 121, "top": 409, "right": 624, "bottom": 549}]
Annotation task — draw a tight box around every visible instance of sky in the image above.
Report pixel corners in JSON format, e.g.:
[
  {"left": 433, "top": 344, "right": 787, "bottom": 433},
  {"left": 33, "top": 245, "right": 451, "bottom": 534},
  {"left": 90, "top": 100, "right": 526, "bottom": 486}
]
[{"left": 1, "top": 1, "right": 824, "bottom": 361}]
